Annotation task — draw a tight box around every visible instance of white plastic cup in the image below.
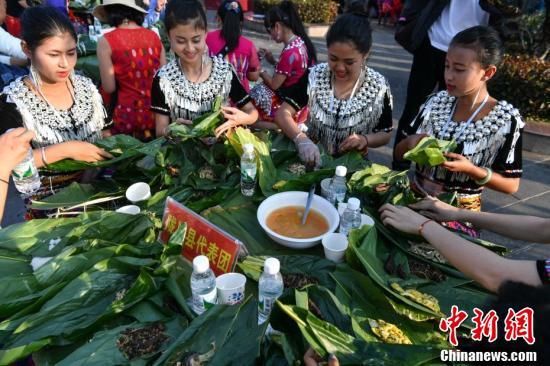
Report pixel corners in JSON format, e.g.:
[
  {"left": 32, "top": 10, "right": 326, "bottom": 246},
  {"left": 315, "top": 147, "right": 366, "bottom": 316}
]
[
  {"left": 116, "top": 205, "right": 141, "bottom": 215},
  {"left": 322, "top": 233, "right": 348, "bottom": 263},
  {"left": 126, "top": 182, "right": 151, "bottom": 203},
  {"left": 216, "top": 273, "right": 247, "bottom": 305}
]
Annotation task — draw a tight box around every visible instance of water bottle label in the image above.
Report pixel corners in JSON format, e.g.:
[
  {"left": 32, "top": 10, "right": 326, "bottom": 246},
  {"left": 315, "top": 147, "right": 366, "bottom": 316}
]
[
  {"left": 192, "top": 288, "right": 217, "bottom": 314},
  {"left": 12, "top": 162, "right": 36, "bottom": 179},
  {"left": 241, "top": 167, "right": 257, "bottom": 183},
  {"left": 259, "top": 294, "right": 275, "bottom": 315}
]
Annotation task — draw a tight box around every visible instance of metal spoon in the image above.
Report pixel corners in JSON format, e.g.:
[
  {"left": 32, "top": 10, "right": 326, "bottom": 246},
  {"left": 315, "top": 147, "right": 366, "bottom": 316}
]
[{"left": 301, "top": 184, "right": 316, "bottom": 225}]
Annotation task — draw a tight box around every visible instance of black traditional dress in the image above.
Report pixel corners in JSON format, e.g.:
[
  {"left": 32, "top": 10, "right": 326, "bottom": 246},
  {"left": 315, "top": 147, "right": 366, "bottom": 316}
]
[
  {"left": 282, "top": 63, "right": 393, "bottom": 155},
  {"left": 150, "top": 55, "right": 251, "bottom": 121},
  {"left": 0, "top": 74, "right": 108, "bottom": 218},
  {"left": 404, "top": 90, "right": 523, "bottom": 209}
]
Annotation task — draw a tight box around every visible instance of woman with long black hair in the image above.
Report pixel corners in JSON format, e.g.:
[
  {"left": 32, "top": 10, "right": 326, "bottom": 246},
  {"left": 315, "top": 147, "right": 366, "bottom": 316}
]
[
  {"left": 206, "top": 0, "right": 260, "bottom": 92},
  {"left": 250, "top": 0, "right": 316, "bottom": 124}
]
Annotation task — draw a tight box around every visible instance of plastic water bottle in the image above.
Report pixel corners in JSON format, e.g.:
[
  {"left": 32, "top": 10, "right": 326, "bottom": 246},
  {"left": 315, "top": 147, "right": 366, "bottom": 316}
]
[
  {"left": 190, "top": 255, "right": 217, "bottom": 315},
  {"left": 241, "top": 143, "right": 257, "bottom": 196},
  {"left": 339, "top": 197, "right": 362, "bottom": 236},
  {"left": 12, "top": 147, "right": 40, "bottom": 195},
  {"left": 329, "top": 165, "right": 347, "bottom": 205},
  {"left": 258, "top": 257, "right": 284, "bottom": 324}
]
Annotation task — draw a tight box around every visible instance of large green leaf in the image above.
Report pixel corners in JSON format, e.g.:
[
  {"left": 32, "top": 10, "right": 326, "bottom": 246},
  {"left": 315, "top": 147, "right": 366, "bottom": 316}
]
[
  {"left": 55, "top": 317, "right": 187, "bottom": 366},
  {"left": 44, "top": 135, "right": 147, "bottom": 173},
  {"left": 403, "top": 136, "right": 457, "bottom": 166},
  {"left": 278, "top": 302, "right": 440, "bottom": 366},
  {"left": 153, "top": 297, "right": 263, "bottom": 366}
]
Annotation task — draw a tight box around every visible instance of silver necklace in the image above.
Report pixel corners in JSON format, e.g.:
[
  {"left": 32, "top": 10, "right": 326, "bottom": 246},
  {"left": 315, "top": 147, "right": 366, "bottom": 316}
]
[
  {"left": 329, "top": 68, "right": 364, "bottom": 117},
  {"left": 29, "top": 75, "right": 76, "bottom": 125},
  {"left": 442, "top": 93, "right": 489, "bottom": 141}
]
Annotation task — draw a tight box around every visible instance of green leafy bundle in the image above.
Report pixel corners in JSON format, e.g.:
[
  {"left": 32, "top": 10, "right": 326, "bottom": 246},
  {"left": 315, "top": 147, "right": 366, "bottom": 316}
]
[
  {"left": 404, "top": 137, "right": 457, "bottom": 166},
  {"left": 168, "top": 96, "right": 224, "bottom": 140}
]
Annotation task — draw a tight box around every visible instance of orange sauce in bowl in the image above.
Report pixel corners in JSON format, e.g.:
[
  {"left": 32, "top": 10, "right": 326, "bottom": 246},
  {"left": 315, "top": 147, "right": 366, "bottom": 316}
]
[{"left": 266, "top": 206, "right": 329, "bottom": 239}]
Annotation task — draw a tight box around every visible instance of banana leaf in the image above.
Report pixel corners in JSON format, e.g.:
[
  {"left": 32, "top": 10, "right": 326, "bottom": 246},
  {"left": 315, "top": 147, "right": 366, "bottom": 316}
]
[
  {"left": 330, "top": 268, "right": 448, "bottom": 345},
  {"left": 30, "top": 182, "right": 123, "bottom": 210},
  {"left": 0, "top": 217, "right": 81, "bottom": 256},
  {"left": 403, "top": 137, "right": 457, "bottom": 166},
  {"left": 44, "top": 135, "right": 151, "bottom": 173},
  {"left": 0, "top": 249, "right": 31, "bottom": 278},
  {"left": 350, "top": 222, "right": 496, "bottom": 327},
  {"left": 277, "top": 302, "right": 441, "bottom": 365},
  {"left": 153, "top": 297, "right": 265, "bottom": 366},
  {"left": 54, "top": 317, "right": 187, "bottom": 366},
  {"left": 0, "top": 258, "right": 159, "bottom": 363},
  {"left": 168, "top": 96, "right": 224, "bottom": 140},
  {"left": 349, "top": 226, "right": 445, "bottom": 317}
]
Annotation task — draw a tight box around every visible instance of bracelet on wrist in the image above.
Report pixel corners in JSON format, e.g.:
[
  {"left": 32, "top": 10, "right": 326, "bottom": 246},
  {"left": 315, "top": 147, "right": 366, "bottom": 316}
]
[
  {"left": 474, "top": 167, "right": 493, "bottom": 186},
  {"left": 40, "top": 147, "right": 49, "bottom": 167},
  {"left": 361, "top": 135, "right": 369, "bottom": 154},
  {"left": 418, "top": 219, "right": 434, "bottom": 236}
]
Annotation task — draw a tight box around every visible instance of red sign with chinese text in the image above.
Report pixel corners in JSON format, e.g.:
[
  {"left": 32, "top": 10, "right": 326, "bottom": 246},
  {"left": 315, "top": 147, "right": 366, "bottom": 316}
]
[
  {"left": 159, "top": 197, "right": 243, "bottom": 276},
  {"left": 439, "top": 306, "right": 536, "bottom": 346}
]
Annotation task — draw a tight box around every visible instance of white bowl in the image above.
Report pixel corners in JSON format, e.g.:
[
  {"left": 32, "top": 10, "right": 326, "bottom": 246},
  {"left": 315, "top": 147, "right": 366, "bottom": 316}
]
[{"left": 257, "top": 191, "right": 340, "bottom": 249}]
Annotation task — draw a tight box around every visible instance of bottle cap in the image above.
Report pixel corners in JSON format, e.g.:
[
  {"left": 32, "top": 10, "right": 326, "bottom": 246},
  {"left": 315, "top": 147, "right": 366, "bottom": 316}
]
[
  {"left": 335, "top": 166, "right": 347, "bottom": 177},
  {"left": 264, "top": 257, "right": 280, "bottom": 275},
  {"left": 192, "top": 255, "right": 210, "bottom": 274},
  {"left": 347, "top": 197, "right": 360, "bottom": 210},
  {"left": 243, "top": 143, "right": 254, "bottom": 153}
]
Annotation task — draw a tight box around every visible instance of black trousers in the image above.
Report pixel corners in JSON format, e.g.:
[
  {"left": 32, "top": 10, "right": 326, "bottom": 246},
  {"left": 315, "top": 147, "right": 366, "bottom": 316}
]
[{"left": 392, "top": 37, "right": 447, "bottom": 170}]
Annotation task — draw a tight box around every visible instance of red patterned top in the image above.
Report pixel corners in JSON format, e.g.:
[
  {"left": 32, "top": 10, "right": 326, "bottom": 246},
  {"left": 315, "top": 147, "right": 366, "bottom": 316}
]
[
  {"left": 275, "top": 36, "right": 310, "bottom": 87},
  {"left": 103, "top": 27, "right": 162, "bottom": 140}
]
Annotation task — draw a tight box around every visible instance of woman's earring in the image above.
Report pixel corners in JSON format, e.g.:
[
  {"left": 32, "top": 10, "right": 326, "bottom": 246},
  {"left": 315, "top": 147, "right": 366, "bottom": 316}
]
[{"left": 29, "top": 65, "right": 42, "bottom": 89}]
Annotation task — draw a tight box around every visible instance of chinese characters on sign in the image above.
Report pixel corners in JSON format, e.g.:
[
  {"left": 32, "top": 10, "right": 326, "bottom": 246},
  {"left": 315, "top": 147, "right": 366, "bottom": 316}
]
[
  {"left": 159, "top": 197, "right": 244, "bottom": 276},
  {"left": 439, "top": 306, "right": 535, "bottom": 346}
]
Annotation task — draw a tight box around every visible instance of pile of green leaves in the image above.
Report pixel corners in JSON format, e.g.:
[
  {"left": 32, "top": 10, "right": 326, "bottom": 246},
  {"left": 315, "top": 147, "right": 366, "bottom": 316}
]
[
  {"left": 349, "top": 164, "right": 418, "bottom": 208},
  {"left": 0, "top": 211, "right": 268, "bottom": 365},
  {"left": 0, "top": 129, "right": 508, "bottom": 364},
  {"left": 35, "top": 128, "right": 368, "bottom": 214},
  {"left": 404, "top": 137, "right": 457, "bottom": 166}
]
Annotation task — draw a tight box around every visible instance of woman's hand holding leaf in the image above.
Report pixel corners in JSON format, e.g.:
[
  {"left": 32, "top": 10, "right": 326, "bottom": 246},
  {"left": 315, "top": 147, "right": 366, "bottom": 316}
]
[
  {"left": 66, "top": 141, "right": 113, "bottom": 162},
  {"left": 441, "top": 152, "right": 475, "bottom": 174},
  {"left": 379, "top": 203, "right": 431, "bottom": 235},
  {"left": 409, "top": 196, "right": 461, "bottom": 222},
  {"left": 214, "top": 107, "right": 253, "bottom": 137}
]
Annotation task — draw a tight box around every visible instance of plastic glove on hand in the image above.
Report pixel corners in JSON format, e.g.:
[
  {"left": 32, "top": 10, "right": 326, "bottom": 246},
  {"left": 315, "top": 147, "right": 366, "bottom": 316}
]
[{"left": 296, "top": 137, "right": 320, "bottom": 169}]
